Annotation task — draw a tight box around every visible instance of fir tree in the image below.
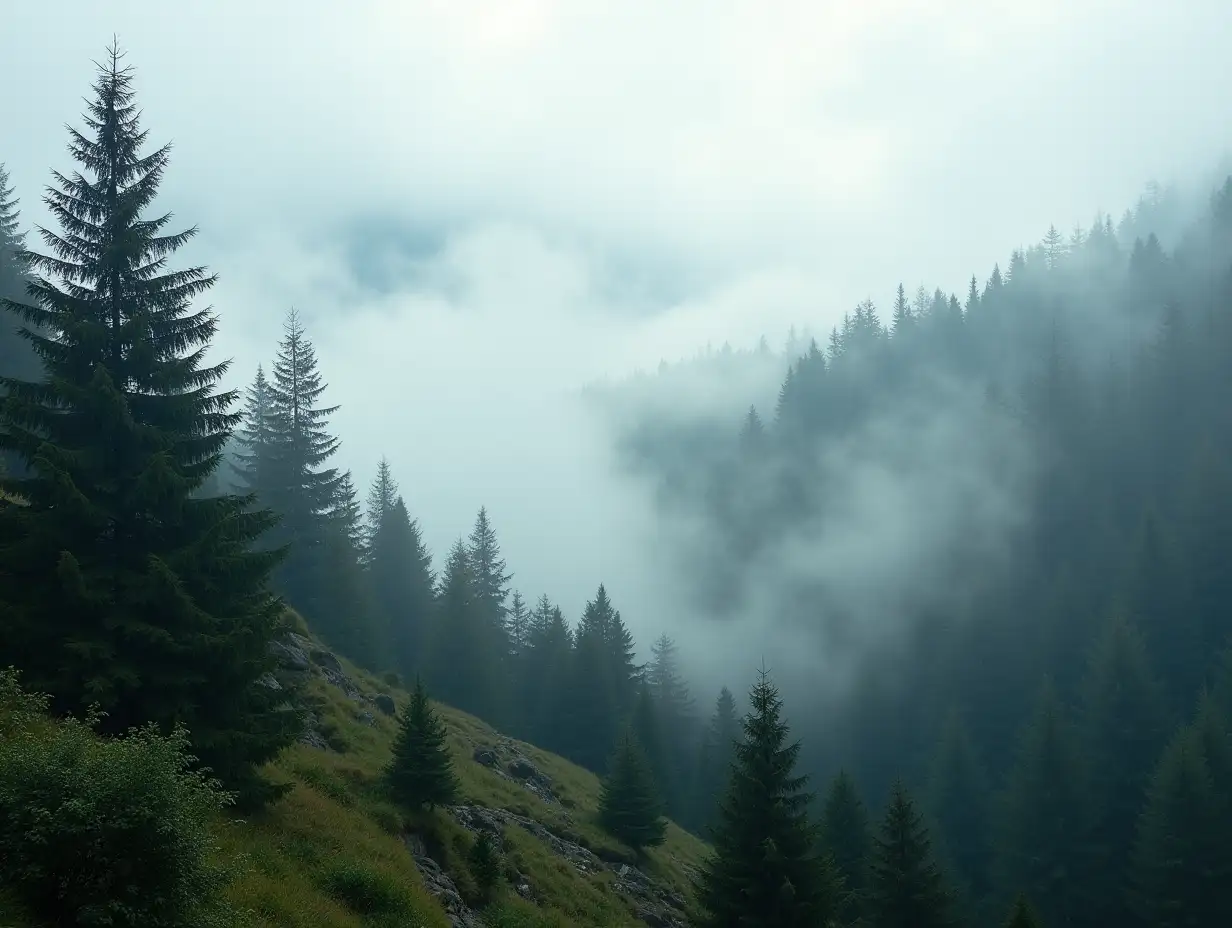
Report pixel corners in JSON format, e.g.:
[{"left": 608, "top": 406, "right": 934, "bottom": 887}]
[
  {"left": 925, "top": 709, "right": 990, "bottom": 898},
  {"left": 386, "top": 677, "right": 458, "bottom": 811},
  {"left": 819, "top": 770, "right": 872, "bottom": 925},
  {"left": 507, "top": 590, "right": 530, "bottom": 659},
  {"left": 867, "top": 782, "right": 955, "bottom": 928},
  {"left": 1002, "top": 894, "right": 1041, "bottom": 928},
  {"left": 520, "top": 594, "right": 572, "bottom": 750},
  {"left": 695, "top": 669, "right": 838, "bottom": 928},
  {"left": 891, "top": 282, "right": 911, "bottom": 335},
  {"left": 598, "top": 728, "right": 667, "bottom": 853},
  {"left": 316, "top": 470, "right": 380, "bottom": 665},
  {"left": 632, "top": 681, "right": 670, "bottom": 805},
  {"left": 427, "top": 539, "right": 501, "bottom": 721},
  {"left": 692, "top": 686, "right": 740, "bottom": 832},
  {"left": 0, "top": 47, "right": 299, "bottom": 802},
  {"left": 369, "top": 493, "right": 434, "bottom": 677},
  {"left": 466, "top": 506, "right": 513, "bottom": 721},
  {"left": 0, "top": 162, "right": 39, "bottom": 383},
  {"left": 1131, "top": 725, "right": 1232, "bottom": 927},
  {"left": 469, "top": 831, "right": 502, "bottom": 901},
  {"left": 263, "top": 308, "right": 343, "bottom": 623},
  {"left": 232, "top": 365, "right": 277, "bottom": 500},
  {"left": 364, "top": 455, "right": 399, "bottom": 558}
]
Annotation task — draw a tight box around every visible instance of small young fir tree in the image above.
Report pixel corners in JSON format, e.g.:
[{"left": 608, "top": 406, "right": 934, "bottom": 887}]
[
  {"left": 598, "top": 728, "right": 667, "bottom": 853},
  {"left": 386, "top": 678, "right": 459, "bottom": 811}
]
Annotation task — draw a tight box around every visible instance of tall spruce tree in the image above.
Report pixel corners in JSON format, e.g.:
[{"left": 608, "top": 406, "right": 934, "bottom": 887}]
[
  {"left": 819, "top": 770, "right": 872, "bottom": 926},
  {"left": 0, "top": 46, "right": 298, "bottom": 801},
  {"left": 316, "top": 470, "right": 380, "bottom": 665},
  {"left": 867, "top": 782, "right": 955, "bottom": 928},
  {"left": 232, "top": 364, "right": 276, "bottom": 501},
  {"left": 386, "top": 677, "right": 458, "bottom": 811},
  {"left": 695, "top": 669, "right": 839, "bottom": 928},
  {"left": 598, "top": 728, "right": 667, "bottom": 853},
  {"left": 691, "top": 686, "right": 740, "bottom": 832},
  {"left": 466, "top": 506, "right": 512, "bottom": 720},
  {"left": 364, "top": 456, "right": 399, "bottom": 559},
  {"left": 427, "top": 539, "right": 501, "bottom": 720},
  {"left": 262, "top": 308, "right": 342, "bottom": 623},
  {"left": 369, "top": 491, "right": 434, "bottom": 678},
  {"left": 519, "top": 594, "right": 572, "bottom": 751}
]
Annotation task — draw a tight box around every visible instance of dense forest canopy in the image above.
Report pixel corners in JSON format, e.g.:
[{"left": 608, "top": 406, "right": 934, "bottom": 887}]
[{"left": 3, "top": 17, "right": 1232, "bottom": 927}]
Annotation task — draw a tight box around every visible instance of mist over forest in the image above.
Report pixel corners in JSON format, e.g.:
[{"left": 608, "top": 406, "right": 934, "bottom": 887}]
[{"left": 5, "top": 4, "right": 1232, "bottom": 928}]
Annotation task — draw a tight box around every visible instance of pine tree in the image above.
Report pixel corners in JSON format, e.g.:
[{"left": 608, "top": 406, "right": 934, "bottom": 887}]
[
  {"left": 364, "top": 456, "right": 399, "bottom": 558},
  {"left": 598, "top": 728, "right": 667, "bottom": 853},
  {"left": 263, "top": 308, "right": 343, "bottom": 623},
  {"left": 1079, "top": 615, "right": 1168, "bottom": 922},
  {"left": 891, "top": 282, "right": 911, "bottom": 335},
  {"left": 695, "top": 669, "right": 839, "bottom": 927},
  {"left": 507, "top": 590, "right": 530, "bottom": 659},
  {"left": 369, "top": 493, "right": 434, "bottom": 677},
  {"left": 819, "top": 770, "right": 872, "bottom": 926},
  {"left": 520, "top": 594, "right": 573, "bottom": 750},
  {"left": 466, "top": 507, "right": 513, "bottom": 721},
  {"left": 631, "top": 682, "right": 670, "bottom": 805},
  {"left": 996, "top": 682, "right": 1093, "bottom": 928},
  {"left": 867, "top": 782, "right": 954, "bottom": 928},
  {"left": 1131, "top": 725, "right": 1232, "bottom": 927},
  {"left": 925, "top": 709, "right": 990, "bottom": 898},
  {"left": 1043, "top": 224, "right": 1066, "bottom": 270},
  {"left": 426, "top": 539, "right": 502, "bottom": 721},
  {"left": 469, "top": 830, "right": 502, "bottom": 901},
  {"left": 232, "top": 365, "right": 277, "bottom": 500},
  {"left": 316, "top": 470, "right": 380, "bottom": 665},
  {"left": 647, "top": 633, "right": 695, "bottom": 814},
  {"left": 0, "top": 46, "right": 299, "bottom": 802},
  {"left": 1002, "top": 894, "right": 1041, "bottom": 928},
  {"left": 691, "top": 686, "right": 740, "bottom": 832},
  {"left": 386, "top": 677, "right": 458, "bottom": 811}
]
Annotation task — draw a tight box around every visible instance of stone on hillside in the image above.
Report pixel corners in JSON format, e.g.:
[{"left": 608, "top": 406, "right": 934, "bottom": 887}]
[
  {"left": 473, "top": 747, "right": 499, "bottom": 767},
  {"left": 374, "top": 693, "right": 396, "bottom": 715}
]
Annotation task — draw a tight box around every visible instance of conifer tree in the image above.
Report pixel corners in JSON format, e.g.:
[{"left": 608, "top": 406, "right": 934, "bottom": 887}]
[
  {"left": 867, "top": 782, "right": 955, "bottom": 928},
  {"left": 232, "top": 365, "right": 277, "bottom": 501},
  {"left": 364, "top": 456, "right": 399, "bottom": 558},
  {"left": 891, "top": 282, "right": 912, "bottom": 335},
  {"left": 819, "top": 770, "right": 872, "bottom": 925},
  {"left": 0, "top": 47, "right": 299, "bottom": 801},
  {"left": 261, "top": 308, "right": 343, "bottom": 623},
  {"left": 427, "top": 539, "right": 501, "bottom": 720},
  {"left": 316, "top": 470, "right": 380, "bottom": 665},
  {"left": 996, "top": 682, "right": 1093, "bottom": 928},
  {"left": 369, "top": 492, "right": 434, "bottom": 677},
  {"left": 1079, "top": 615, "right": 1168, "bottom": 922},
  {"left": 695, "top": 670, "right": 838, "bottom": 927},
  {"left": 386, "top": 678, "right": 458, "bottom": 811},
  {"left": 647, "top": 633, "right": 695, "bottom": 813},
  {"left": 469, "top": 830, "right": 502, "bottom": 901},
  {"left": 466, "top": 507, "right": 513, "bottom": 720},
  {"left": 1131, "top": 725, "right": 1232, "bottom": 927},
  {"left": 520, "top": 594, "right": 572, "bottom": 750},
  {"left": 566, "top": 584, "right": 638, "bottom": 770},
  {"left": 1002, "top": 894, "right": 1041, "bottom": 928},
  {"left": 507, "top": 590, "right": 530, "bottom": 659},
  {"left": 691, "top": 686, "right": 740, "bottom": 832},
  {"left": 925, "top": 709, "right": 990, "bottom": 898},
  {"left": 599, "top": 728, "right": 667, "bottom": 853},
  {"left": 632, "top": 682, "right": 670, "bottom": 805}
]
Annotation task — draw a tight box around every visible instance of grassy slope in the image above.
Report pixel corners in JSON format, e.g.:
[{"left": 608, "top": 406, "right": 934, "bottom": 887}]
[{"left": 216, "top": 655, "right": 711, "bottom": 927}]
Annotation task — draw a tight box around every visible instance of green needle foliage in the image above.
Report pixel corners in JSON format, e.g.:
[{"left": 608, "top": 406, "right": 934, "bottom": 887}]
[
  {"left": 598, "top": 727, "right": 668, "bottom": 853},
  {"left": 386, "top": 677, "right": 459, "bottom": 811},
  {"left": 0, "top": 43, "right": 298, "bottom": 804}
]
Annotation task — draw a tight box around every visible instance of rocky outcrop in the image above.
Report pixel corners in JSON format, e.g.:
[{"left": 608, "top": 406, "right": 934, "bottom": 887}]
[
  {"left": 403, "top": 832, "right": 485, "bottom": 928},
  {"left": 448, "top": 805, "right": 690, "bottom": 927},
  {"left": 470, "top": 738, "right": 559, "bottom": 805},
  {"left": 266, "top": 633, "right": 377, "bottom": 750},
  {"left": 374, "top": 693, "right": 396, "bottom": 716}
]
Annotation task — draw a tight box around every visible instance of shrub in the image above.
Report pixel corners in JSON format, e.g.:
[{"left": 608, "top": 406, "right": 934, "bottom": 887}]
[
  {"left": 320, "top": 860, "right": 412, "bottom": 916},
  {"left": 0, "top": 669, "right": 236, "bottom": 928}
]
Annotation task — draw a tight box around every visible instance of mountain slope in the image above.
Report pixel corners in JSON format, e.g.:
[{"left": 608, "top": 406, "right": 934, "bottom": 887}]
[{"left": 224, "top": 624, "right": 708, "bottom": 927}]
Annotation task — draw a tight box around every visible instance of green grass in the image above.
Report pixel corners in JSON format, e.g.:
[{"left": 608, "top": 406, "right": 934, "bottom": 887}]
[{"left": 219, "top": 652, "right": 710, "bottom": 927}]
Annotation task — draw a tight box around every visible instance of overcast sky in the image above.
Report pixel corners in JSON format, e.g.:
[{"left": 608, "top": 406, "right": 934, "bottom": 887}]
[{"left": 3, "top": 1, "right": 1231, "bottom": 661}]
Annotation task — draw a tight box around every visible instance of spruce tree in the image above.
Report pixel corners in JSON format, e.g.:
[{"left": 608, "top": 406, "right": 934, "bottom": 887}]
[
  {"left": 692, "top": 686, "right": 739, "bottom": 832},
  {"left": 1002, "top": 894, "right": 1041, "bottom": 928},
  {"left": 1131, "top": 725, "right": 1232, "bottom": 927},
  {"left": 925, "top": 709, "right": 990, "bottom": 899},
  {"left": 316, "top": 470, "right": 380, "bottom": 665},
  {"left": 631, "top": 682, "right": 670, "bottom": 806},
  {"left": 369, "top": 491, "right": 434, "bottom": 678},
  {"left": 364, "top": 456, "right": 399, "bottom": 558},
  {"left": 0, "top": 162, "right": 37, "bottom": 382},
  {"left": 427, "top": 539, "right": 500, "bottom": 720},
  {"left": 386, "top": 677, "right": 458, "bottom": 811},
  {"left": 867, "top": 782, "right": 955, "bottom": 928},
  {"left": 598, "top": 728, "right": 667, "bottom": 853},
  {"left": 695, "top": 670, "right": 839, "bottom": 928},
  {"left": 466, "top": 506, "right": 513, "bottom": 721},
  {"left": 468, "top": 830, "right": 502, "bottom": 901},
  {"left": 647, "top": 633, "right": 694, "bottom": 814},
  {"left": 232, "top": 364, "right": 276, "bottom": 501},
  {"left": 819, "top": 770, "right": 872, "bottom": 925},
  {"left": 520, "top": 594, "right": 572, "bottom": 751},
  {"left": 262, "top": 308, "right": 342, "bottom": 622},
  {"left": 0, "top": 47, "right": 299, "bottom": 802}
]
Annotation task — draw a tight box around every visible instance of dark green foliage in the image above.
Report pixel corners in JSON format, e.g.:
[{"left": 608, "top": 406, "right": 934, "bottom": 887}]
[
  {"left": 368, "top": 487, "right": 435, "bottom": 677},
  {"left": 646, "top": 633, "right": 695, "bottom": 817},
  {"left": 819, "top": 770, "right": 871, "bottom": 925},
  {"left": 1131, "top": 725, "right": 1232, "bottom": 927},
  {"left": 867, "top": 782, "right": 955, "bottom": 928},
  {"left": 469, "top": 831, "right": 503, "bottom": 900},
  {"left": 996, "top": 683, "right": 1092, "bottom": 928},
  {"left": 631, "top": 682, "right": 670, "bottom": 806},
  {"left": 695, "top": 670, "right": 838, "bottom": 928},
  {"left": 517, "top": 594, "right": 573, "bottom": 751},
  {"left": 0, "top": 670, "right": 235, "bottom": 928},
  {"left": 0, "top": 47, "right": 299, "bottom": 801},
  {"left": 925, "top": 709, "right": 990, "bottom": 899},
  {"left": 690, "top": 686, "right": 739, "bottom": 832},
  {"left": 598, "top": 728, "right": 667, "bottom": 853},
  {"left": 565, "top": 584, "right": 638, "bottom": 771},
  {"left": 386, "top": 678, "right": 458, "bottom": 810},
  {"left": 1002, "top": 894, "right": 1040, "bottom": 928},
  {"left": 0, "top": 162, "right": 38, "bottom": 383},
  {"left": 428, "top": 538, "right": 502, "bottom": 719},
  {"left": 320, "top": 860, "right": 415, "bottom": 917}
]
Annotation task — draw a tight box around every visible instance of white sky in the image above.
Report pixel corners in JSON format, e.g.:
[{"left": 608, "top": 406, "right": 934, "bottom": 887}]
[{"left": 3, "top": 1, "right": 1231, "bottom": 664}]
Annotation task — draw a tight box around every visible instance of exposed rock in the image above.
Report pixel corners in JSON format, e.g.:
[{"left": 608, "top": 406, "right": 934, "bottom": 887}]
[
  {"left": 268, "top": 637, "right": 310, "bottom": 671},
  {"left": 256, "top": 671, "right": 281, "bottom": 691},
  {"left": 374, "top": 693, "right": 397, "bottom": 716},
  {"left": 450, "top": 804, "right": 601, "bottom": 873},
  {"left": 355, "top": 710, "right": 376, "bottom": 727},
  {"left": 403, "top": 833, "right": 485, "bottom": 927},
  {"left": 308, "top": 645, "right": 344, "bottom": 675},
  {"left": 298, "top": 728, "right": 330, "bottom": 750},
  {"left": 473, "top": 747, "right": 499, "bottom": 767}
]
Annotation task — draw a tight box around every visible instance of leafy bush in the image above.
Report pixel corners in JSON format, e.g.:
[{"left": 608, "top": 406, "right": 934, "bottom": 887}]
[{"left": 0, "top": 669, "right": 237, "bottom": 927}]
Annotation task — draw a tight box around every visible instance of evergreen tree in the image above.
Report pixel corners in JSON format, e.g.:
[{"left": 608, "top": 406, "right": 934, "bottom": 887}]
[
  {"left": 647, "top": 633, "right": 695, "bottom": 813},
  {"left": 364, "top": 456, "right": 399, "bottom": 558},
  {"left": 891, "top": 282, "right": 911, "bottom": 335},
  {"left": 598, "top": 728, "right": 667, "bottom": 853},
  {"left": 369, "top": 492, "right": 434, "bottom": 677},
  {"left": 469, "top": 830, "right": 502, "bottom": 901},
  {"left": 426, "top": 539, "right": 502, "bottom": 722},
  {"left": 691, "top": 686, "right": 740, "bottom": 832},
  {"left": 466, "top": 506, "right": 513, "bottom": 720},
  {"left": 386, "top": 677, "right": 458, "bottom": 811},
  {"left": 0, "top": 47, "right": 299, "bottom": 801},
  {"left": 232, "top": 365, "right": 277, "bottom": 500},
  {"left": 867, "top": 782, "right": 955, "bottom": 928},
  {"left": 262, "top": 308, "right": 343, "bottom": 623},
  {"left": 507, "top": 590, "right": 530, "bottom": 659},
  {"left": 0, "top": 162, "right": 37, "bottom": 382},
  {"left": 695, "top": 670, "right": 838, "bottom": 928},
  {"left": 925, "top": 709, "right": 990, "bottom": 899},
  {"left": 316, "top": 470, "right": 380, "bottom": 665},
  {"left": 520, "top": 594, "right": 573, "bottom": 750},
  {"left": 1079, "top": 615, "right": 1168, "bottom": 922},
  {"left": 1131, "top": 725, "right": 1232, "bottom": 927},
  {"left": 1002, "top": 894, "right": 1041, "bottom": 928},
  {"left": 996, "top": 682, "right": 1093, "bottom": 928},
  {"left": 631, "top": 681, "right": 670, "bottom": 805},
  {"left": 819, "top": 770, "right": 872, "bottom": 926},
  {"left": 565, "top": 584, "right": 638, "bottom": 771}
]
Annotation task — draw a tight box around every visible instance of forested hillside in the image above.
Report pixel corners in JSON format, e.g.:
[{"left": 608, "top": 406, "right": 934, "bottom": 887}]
[{"left": 3, "top": 40, "right": 1232, "bottom": 928}]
